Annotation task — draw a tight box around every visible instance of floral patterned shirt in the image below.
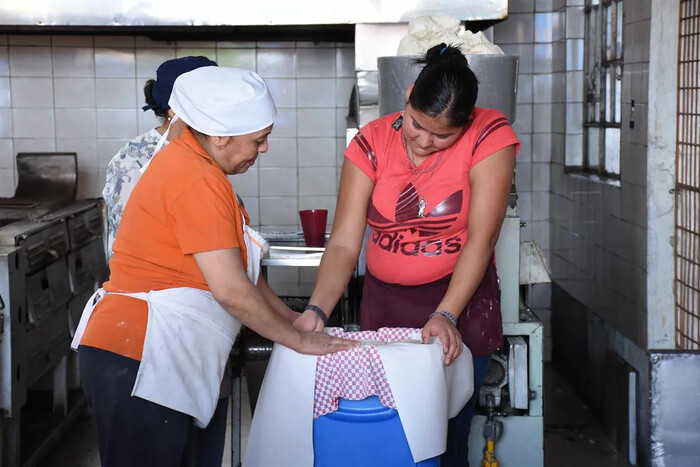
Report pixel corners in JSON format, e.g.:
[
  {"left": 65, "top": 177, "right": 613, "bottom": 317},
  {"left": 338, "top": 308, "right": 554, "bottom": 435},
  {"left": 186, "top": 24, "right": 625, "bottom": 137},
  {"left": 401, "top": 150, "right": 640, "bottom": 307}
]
[{"left": 102, "top": 128, "right": 167, "bottom": 258}]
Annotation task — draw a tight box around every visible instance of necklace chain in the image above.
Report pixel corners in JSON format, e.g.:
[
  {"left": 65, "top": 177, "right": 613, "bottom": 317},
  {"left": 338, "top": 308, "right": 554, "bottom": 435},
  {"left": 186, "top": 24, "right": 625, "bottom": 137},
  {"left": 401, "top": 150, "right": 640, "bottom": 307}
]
[
  {"left": 401, "top": 133, "right": 444, "bottom": 217},
  {"left": 401, "top": 133, "right": 444, "bottom": 174}
]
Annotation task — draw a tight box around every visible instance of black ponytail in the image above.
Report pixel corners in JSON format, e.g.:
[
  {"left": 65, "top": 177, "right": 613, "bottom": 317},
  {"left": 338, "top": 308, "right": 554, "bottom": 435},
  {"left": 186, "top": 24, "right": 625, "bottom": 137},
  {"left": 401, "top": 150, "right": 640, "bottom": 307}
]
[
  {"left": 143, "top": 79, "right": 169, "bottom": 119},
  {"left": 408, "top": 43, "right": 479, "bottom": 126}
]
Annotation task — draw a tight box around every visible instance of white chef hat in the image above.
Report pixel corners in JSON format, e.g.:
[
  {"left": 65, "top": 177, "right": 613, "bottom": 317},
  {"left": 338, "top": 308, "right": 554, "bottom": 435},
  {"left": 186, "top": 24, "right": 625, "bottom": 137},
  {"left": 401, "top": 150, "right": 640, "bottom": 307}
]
[{"left": 168, "top": 66, "right": 277, "bottom": 136}]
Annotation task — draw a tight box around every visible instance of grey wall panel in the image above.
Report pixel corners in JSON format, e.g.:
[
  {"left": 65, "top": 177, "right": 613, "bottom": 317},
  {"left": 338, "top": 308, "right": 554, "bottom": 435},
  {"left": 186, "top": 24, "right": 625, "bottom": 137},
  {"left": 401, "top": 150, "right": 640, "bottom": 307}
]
[{"left": 650, "top": 352, "right": 700, "bottom": 467}]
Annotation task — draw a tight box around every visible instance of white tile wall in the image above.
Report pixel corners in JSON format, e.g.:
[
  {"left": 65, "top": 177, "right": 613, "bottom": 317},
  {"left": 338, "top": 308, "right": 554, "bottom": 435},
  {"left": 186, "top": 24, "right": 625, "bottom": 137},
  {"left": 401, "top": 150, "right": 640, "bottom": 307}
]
[
  {"left": 513, "top": 103, "right": 533, "bottom": 135},
  {"left": 516, "top": 162, "right": 533, "bottom": 192},
  {"left": 260, "top": 137, "right": 297, "bottom": 167},
  {"left": 517, "top": 74, "right": 533, "bottom": 104},
  {"left": 266, "top": 79, "right": 296, "bottom": 108},
  {"left": 55, "top": 108, "right": 97, "bottom": 138},
  {"left": 14, "top": 137, "right": 56, "bottom": 153},
  {"left": 52, "top": 47, "right": 95, "bottom": 77},
  {"left": 535, "top": 13, "right": 556, "bottom": 43},
  {"left": 297, "top": 79, "right": 335, "bottom": 107},
  {"left": 55, "top": 78, "right": 96, "bottom": 108},
  {"left": 566, "top": 39, "right": 584, "bottom": 71},
  {"left": 0, "top": 47, "right": 9, "bottom": 76},
  {"left": 9, "top": 46, "right": 53, "bottom": 76},
  {"left": 534, "top": 43, "right": 554, "bottom": 73},
  {"left": 297, "top": 108, "right": 336, "bottom": 137},
  {"left": 0, "top": 167, "right": 15, "bottom": 196},
  {"left": 135, "top": 49, "right": 176, "bottom": 78},
  {"left": 501, "top": 44, "right": 534, "bottom": 73},
  {"left": 565, "top": 71, "right": 583, "bottom": 103},
  {"left": 259, "top": 167, "right": 298, "bottom": 196},
  {"left": 229, "top": 169, "right": 258, "bottom": 197},
  {"left": 137, "top": 109, "right": 160, "bottom": 135},
  {"left": 10, "top": 77, "right": 53, "bottom": 107},
  {"left": 298, "top": 167, "right": 337, "bottom": 196},
  {"left": 57, "top": 137, "right": 99, "bottom": 170},
  {"left": 532, "top": 103, "right": 552, "bottom": 133},
  {"left": 493, "top": 14, "right": 535, "bottom": 44},
  {"left": 12, "top": 108, "right": 54, "bottom": 137},
  {"left": 533, "top": 74, "right": 553, "bottom": 103},
  {"left": 95, "top": 48, "right": 136, "bottom": 78},
  {"left": 271, "top": 108, "right": 298, "bottom": 137},
  {"left": 0, "top": 138, "right": 13, "bottom": 167},
  {"left": 297, "top": 48, "right": 335, "bottom": 78},
  {"left": 257, "top": 49, "right": 296, "bottom": 78},
  {"left": 96, "top": 79, "right": 137, "bottom": 109},
  {"left": 259, "top": 196, "right": 298, "bottom": 225},
  {"left": 0, "top": 108, "right": 12, "bottom": 137},
  {"left": 96, "top": 109, "right": 137, "bottom": 138},
  {"left": 298, "top": 138, "right": 336, "bottom": 167},
  {"left": 335, "top": 48, "right": 355, "bottom": 77},
  {"left": 216, "top": 48, "right": 256, "bottom": 70}
]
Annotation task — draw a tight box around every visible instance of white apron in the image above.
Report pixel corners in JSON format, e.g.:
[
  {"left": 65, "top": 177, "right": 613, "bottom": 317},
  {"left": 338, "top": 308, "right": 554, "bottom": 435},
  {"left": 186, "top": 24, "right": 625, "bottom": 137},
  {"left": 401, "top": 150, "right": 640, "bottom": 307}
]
[{"left": 72, "top": 216, "right": 268, "bottom": 428}]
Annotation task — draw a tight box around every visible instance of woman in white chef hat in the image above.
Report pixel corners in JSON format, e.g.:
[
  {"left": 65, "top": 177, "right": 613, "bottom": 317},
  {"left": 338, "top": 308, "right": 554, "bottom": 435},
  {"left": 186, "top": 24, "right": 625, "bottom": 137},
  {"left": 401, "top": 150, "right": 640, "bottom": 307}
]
[{"left": 71, "top": 66, "right": 357, "bottom": 467}]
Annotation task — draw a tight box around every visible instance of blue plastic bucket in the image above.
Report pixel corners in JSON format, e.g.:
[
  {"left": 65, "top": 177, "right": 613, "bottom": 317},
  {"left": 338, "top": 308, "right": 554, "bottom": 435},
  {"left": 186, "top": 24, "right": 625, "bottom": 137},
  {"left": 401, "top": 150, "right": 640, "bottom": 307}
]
[{"left": 313, "top": 396, "right": 440, "bottom": 467}]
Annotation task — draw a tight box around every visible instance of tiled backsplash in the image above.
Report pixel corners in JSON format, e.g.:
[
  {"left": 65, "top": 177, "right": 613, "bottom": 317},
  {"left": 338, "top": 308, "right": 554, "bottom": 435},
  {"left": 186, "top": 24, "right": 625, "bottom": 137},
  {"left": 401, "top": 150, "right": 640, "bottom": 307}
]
[{"left": 0, "top": 35, "right": 355, "bottom": 235}]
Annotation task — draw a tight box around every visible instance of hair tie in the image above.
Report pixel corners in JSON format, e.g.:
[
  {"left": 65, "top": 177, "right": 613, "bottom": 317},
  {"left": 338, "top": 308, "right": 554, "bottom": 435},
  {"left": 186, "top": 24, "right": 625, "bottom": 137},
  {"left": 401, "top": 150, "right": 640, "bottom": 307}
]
[{"left": 440, "top": 46, "right": 447, "bottom": 55}]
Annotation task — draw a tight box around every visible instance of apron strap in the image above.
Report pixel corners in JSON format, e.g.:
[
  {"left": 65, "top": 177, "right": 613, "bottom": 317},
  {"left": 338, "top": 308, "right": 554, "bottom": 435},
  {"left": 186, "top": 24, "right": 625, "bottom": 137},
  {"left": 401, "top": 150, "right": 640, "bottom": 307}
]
[{"left": 140, "top": 115, "right": 179, "bottom": 175}]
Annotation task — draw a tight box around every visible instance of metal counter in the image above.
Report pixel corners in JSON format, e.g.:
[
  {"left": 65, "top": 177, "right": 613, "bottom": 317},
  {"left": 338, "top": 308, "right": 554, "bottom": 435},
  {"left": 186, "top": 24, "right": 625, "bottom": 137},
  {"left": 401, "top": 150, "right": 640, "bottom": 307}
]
[{"left": 261, "top": 246, "right": 324, "bottom": 268}]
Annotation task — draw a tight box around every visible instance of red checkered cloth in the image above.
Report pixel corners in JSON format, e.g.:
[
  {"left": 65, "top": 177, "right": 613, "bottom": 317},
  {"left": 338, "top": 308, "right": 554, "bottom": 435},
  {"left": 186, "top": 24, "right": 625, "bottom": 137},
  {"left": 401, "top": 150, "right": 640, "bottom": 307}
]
[{"left": 313, "top": 327, "right": 422, "bottom": 419}]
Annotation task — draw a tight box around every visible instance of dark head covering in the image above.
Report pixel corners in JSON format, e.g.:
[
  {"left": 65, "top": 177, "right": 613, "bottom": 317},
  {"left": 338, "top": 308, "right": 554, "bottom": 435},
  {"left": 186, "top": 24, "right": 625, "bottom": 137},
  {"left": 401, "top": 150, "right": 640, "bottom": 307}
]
[{"left": 142, "top": 56, "right": 218, "bottom": 112}]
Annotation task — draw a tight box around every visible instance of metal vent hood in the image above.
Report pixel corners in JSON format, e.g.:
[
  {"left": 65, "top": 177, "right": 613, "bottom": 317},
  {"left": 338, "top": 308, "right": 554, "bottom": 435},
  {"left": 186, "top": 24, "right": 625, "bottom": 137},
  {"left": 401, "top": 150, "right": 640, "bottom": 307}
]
[{"left": 0, "top": 0, "right": 506, "bottom": 27}]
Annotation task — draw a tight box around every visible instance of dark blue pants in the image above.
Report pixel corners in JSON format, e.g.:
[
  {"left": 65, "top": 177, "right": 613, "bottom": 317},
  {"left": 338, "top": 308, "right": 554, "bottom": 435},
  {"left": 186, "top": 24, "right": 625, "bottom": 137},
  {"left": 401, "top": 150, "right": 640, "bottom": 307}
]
[
  {"left": 193, "top": 396, "right": 229, "bottom": 467},
  {"left": 441, "top": 354, "right": 492, "bottom": 467},
  {"left": 79, "top": 346, "right": 197, "bottom": 467}
]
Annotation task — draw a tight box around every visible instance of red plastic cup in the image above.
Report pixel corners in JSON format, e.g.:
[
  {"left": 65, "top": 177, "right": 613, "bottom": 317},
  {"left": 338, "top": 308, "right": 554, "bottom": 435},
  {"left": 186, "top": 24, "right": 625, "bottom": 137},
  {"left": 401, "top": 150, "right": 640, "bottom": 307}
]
[{"left": 299, "top": 209, "right": 328, "bottom": 247}]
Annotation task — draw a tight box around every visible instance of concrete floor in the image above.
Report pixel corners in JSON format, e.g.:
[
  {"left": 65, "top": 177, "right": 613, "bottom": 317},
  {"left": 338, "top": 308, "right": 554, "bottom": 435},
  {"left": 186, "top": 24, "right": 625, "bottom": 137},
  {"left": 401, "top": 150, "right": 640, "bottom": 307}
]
[
  {"left": 42, "top": 364, "right": 630, "bottom": 467},
  {"left": 543, "top": 364, "right": 631, "bottom": 467}
]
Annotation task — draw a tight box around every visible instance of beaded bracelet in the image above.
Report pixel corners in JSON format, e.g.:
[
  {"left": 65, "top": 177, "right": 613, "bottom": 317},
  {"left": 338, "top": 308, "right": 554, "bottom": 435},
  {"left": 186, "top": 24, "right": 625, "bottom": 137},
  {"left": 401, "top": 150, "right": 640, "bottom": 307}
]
[
  {"left": 305, "top": 304, "right": 328, "bottom": 326},
  {"left": 428, "top": 310, "right": 457, "bottom": 327}
]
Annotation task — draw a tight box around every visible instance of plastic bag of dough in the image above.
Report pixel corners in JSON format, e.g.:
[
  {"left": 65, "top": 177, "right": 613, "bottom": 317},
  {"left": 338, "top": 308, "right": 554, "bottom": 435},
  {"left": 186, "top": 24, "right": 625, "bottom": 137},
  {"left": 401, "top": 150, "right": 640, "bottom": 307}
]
[
  {"left": 397, "top": 16, "right": 461, "bottom": 55},
  {"left": 397, "top": 15, "right": 504, "bottom": 56}
]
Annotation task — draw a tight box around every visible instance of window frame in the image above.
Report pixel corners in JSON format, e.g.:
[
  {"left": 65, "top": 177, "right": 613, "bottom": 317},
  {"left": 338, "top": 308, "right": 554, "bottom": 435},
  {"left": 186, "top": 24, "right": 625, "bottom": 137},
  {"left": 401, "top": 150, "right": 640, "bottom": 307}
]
[{"left": 573, "top": 0, "right": 624, "bottom": 179}]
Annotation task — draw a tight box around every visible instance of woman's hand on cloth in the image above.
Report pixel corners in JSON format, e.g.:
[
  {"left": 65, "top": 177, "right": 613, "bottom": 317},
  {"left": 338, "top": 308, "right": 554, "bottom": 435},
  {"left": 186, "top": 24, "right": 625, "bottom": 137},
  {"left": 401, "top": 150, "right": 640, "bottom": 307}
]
[
  {"left": 295, "top": 331, "right": 358, "bottom": 355},
  {"left": 293, "top": 309, "right": 325, "bottom": 332},
  {"left": 422, "top": 314, "right": 463, "bottom": 366}
]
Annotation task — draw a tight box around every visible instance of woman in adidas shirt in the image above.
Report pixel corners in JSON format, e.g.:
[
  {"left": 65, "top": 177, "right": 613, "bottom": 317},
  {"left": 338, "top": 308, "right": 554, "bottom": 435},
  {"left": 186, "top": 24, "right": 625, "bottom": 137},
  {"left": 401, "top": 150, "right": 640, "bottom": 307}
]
[{"left": 295, "top": 43, "right": 520, "bottom": 466}]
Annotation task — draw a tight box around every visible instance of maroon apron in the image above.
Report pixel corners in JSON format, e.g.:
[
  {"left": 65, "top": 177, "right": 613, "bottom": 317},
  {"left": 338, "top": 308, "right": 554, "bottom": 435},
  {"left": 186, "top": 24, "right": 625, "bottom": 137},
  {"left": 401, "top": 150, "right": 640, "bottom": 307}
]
[{"left": 360, "top": 262, "right": 503, "bottom": 357}]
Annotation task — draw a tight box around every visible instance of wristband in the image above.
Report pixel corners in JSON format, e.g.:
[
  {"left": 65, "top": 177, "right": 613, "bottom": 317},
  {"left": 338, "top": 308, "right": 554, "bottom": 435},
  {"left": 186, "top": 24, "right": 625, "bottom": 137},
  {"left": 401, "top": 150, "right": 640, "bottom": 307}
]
[
  {"left": 428, "top": 310, "right": 457, "bottom": 327},
  {"left": 305, "top": 304, "right": 328, "bottom": 326}
]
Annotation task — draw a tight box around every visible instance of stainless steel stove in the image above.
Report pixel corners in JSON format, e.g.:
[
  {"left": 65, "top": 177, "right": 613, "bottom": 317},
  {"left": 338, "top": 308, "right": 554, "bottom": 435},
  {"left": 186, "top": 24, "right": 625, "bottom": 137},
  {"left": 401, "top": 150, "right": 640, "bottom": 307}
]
[{"left": 0, "top": 152, "right": 108, "bottom": 467}]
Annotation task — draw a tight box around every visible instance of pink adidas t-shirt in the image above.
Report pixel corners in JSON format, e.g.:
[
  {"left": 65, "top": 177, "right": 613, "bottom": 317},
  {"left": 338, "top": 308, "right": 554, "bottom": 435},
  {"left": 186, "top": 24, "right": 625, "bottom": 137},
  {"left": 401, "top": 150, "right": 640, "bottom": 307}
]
[{"left": 345, "top": 107, "right": 520, "bottom": 285}]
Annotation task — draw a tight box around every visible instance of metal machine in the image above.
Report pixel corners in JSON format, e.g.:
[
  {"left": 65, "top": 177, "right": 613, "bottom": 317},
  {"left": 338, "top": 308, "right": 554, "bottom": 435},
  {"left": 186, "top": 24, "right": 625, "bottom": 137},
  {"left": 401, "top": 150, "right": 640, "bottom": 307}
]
[
  {"left": 0, "top": 153, "right": 108, "bottom": 467},
  {"left": 466, "top": 209, "right": 545, "bottom": 467}
]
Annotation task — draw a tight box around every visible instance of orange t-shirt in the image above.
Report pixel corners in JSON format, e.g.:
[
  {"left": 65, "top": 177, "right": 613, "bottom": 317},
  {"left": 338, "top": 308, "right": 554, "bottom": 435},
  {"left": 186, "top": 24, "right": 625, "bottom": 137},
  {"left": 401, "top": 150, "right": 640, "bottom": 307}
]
[
  {"left": 345, "top": 107, "right": 520, "bottom": 285},
  {"left": 80, "top": 128, "right": 248, "bottom": 360}
]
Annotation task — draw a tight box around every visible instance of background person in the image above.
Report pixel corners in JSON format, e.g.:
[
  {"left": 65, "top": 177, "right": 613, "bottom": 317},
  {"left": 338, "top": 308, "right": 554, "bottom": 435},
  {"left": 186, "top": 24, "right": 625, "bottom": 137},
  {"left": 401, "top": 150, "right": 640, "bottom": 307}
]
[
  {"left": 74, "top": 66, "right": 355, "bottom": 467},
  {"left": 294, "top": 43, "right": 520, "bottom": 466},
  {"left": 103, "top": 55, "right": 216, "bottom": 259}
]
